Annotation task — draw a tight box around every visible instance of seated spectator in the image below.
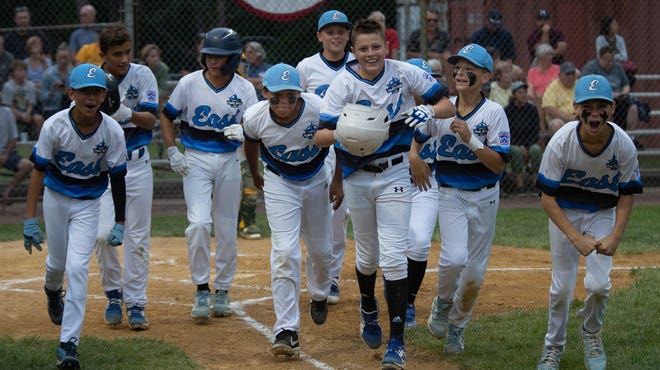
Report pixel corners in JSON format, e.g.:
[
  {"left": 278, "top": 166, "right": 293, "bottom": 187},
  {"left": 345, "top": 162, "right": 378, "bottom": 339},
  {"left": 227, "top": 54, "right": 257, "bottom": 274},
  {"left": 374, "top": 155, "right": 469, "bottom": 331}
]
[
  {"left": 68, "top": 4, "right": 99, "bottom": 58},
  {"left": 596, "top": 16, "right": 628, "bottom": 63},
  {"left": 527, "top": 9, "right": 567, "bottom": 65},
  {"left": 527, "top": 43, "right": 559, "bottom": 130},
  {"left": 489, "top": 60, "right": 514, "bottom": 107},
  {"left": 24, "top": 35, "right": 52, "bottom": 91},
  {"left": 74, "top": 36, "right": 102, "bottom": 66},
  {"left": 427, "top": 58, "right": 446, "bottom": 86},
  {"left": 140, "top": 43, "right": 170, "bottom": 106},
  {"left": 541, "top": 61, "right": 578, "bottom": 137},
  {"left": 5, "top": 6, "right": 53, "bottom": 60},
  {"left": 407, "top": 10, "right": 452, "bottom": 88},
  {"left": 242, "top": 41, "right": 272, "bottom": 101},
  {"left": 470, "top": 9, "right": 515, "bottom": 62},
  {"left": 504, "top": 81, "right": 542, "bottom": 194},
  {"left": 0, "top": 105, "right": 33, "bottom": 206},
  {"left": 368, "top": 10, "right": 400, "bottom": 59},
  {"left": 2, "top": 60, "right": 43, "bottom": 140},
  {"left": 40, "top": 43, "right": 73, "bottom": 119},
  {"left": 0, "top": 34, "right": 15, "bottom": 86},
  {"left": 582, "top": 45, "right": 637, "bottom": 131},
  {"left": 180, "top": 33, "right": 205, "bottom": 76}
]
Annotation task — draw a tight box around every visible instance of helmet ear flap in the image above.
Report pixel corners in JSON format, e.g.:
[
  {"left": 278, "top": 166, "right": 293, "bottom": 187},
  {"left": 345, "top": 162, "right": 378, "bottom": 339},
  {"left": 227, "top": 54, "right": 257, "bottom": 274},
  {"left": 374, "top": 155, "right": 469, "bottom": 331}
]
[
  {"left": 201, "top": 54, "right": 207, "bottom": 68},
  {"left": 220, "top": 54, "right": 241, "bottom": 75}
]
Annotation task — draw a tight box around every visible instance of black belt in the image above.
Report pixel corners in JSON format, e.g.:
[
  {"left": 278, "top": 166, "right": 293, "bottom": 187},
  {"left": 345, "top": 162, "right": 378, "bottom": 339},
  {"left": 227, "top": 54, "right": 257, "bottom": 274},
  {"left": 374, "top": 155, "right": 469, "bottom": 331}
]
[
  {"left": 127, "top": 146, "right": 146, "bottom": 161},
  {"left": 266, "top": 164, "right": 281, "bottom": 177},
  {"left": 360, "top": 155, "right": 404, "bottom": 173},
  {"left": 440, "top": 183, "right": 496, "bottom": 192}
]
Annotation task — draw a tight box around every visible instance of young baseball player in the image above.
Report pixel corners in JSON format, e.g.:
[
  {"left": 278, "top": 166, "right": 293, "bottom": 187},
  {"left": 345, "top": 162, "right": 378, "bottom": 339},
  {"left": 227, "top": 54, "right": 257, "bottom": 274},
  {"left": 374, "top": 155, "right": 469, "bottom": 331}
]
[
  {"left": 159, "top": 27, "right": 258, "bottom": 323},
  {"left": 535, "top": 75, "right": 643, "bottom": 370},
  {"left": 23, "top": 63, "right": 127, "bottom": 369},
  {"left": 418, "top": 44, "right": 510, "bottom": 354},
  {"left": 314, "top": 19, "right": 455, "bottom": 369},
  {"left": 296, "top": 9, "right": 353, "bottom": 304},
  {"left": 93, "top": 24, "right": 159, "bottom": 330},
  {"left": 243, "top": 63, "right": 338, "bottom": 358}
]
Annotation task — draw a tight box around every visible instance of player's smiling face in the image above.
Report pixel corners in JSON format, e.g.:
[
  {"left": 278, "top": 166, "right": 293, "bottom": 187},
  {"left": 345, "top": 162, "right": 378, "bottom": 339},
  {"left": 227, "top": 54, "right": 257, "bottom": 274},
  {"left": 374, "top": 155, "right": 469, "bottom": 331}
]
[
  {"left": 264, "top": 89, "right": 300, "bottom": 123},
  {"left": 102, "top": 41, "right": 131, "bottom": 78},
  {"left": 575, "top": 99, "right": 615, "bottom": 136},
  {"left": 452, "top": 60, "right": 490, "bottom": 92},
  {"left": 317, "top": 25, "right": 350, "bottom": 55},
  {"left": 205, "top": 55, "right": 229, "bottom": 75},
  {"left": 351, "top": 32, "right": 387, "bottom": 80},
  {"left": 69, "top": 87, "right": 106, "bottom": 116}
]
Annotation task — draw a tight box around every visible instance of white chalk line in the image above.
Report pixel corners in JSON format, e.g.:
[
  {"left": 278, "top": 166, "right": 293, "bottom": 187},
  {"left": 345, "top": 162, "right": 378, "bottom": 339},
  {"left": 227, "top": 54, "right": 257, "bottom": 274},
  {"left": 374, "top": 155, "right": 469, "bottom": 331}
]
[{"left": 425, "top": 265, "right": 660, "bottom": 273}]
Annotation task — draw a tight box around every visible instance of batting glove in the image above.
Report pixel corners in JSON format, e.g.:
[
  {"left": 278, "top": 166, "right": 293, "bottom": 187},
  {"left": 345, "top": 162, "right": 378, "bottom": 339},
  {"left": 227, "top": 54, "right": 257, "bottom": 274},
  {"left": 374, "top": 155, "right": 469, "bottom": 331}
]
[
  {"left": 111, "top": 104, "right": 133, "bottom": 122},
  {"left": 106, "top": 223, "right": 124, "bottom": 247},
  {"left": 23, "top": 218, "right": 44, "bottom": 255},
  {"left": 167, "top": 146, "right": 189, "bottom": 176},
  {"left": 404, "top": 104, "right": 434, "bottom": 130},
  {"left": 224, "top": 124, "right": 244, "bottom": 142}
]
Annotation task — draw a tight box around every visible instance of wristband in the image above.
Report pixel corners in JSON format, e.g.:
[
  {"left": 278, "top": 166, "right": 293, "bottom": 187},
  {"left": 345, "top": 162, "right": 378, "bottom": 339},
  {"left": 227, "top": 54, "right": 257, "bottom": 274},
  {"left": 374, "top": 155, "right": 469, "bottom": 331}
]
[{"left": 467, "top": 135, "right": 484, "bottom": 151}]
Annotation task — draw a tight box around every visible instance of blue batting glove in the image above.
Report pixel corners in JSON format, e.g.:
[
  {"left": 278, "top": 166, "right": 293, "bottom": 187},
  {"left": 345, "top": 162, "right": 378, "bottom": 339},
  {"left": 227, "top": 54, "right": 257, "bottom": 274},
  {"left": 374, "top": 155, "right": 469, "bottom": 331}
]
[
  {"left": 23, "top": 218, "right": 44, "bottom": 255},
  {"left": 404, "top": 104, "right": 434, "bottom": 130},
  {"left": 107, "top": 223, "right": 124, "bottom": 247}
]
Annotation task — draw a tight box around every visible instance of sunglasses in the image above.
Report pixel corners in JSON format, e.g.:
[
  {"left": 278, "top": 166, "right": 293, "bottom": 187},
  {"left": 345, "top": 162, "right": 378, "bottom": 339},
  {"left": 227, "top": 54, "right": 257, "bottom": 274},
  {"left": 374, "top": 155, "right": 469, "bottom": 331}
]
[{"left": 427, "top": 19, "right": 438, "bottom": 23}]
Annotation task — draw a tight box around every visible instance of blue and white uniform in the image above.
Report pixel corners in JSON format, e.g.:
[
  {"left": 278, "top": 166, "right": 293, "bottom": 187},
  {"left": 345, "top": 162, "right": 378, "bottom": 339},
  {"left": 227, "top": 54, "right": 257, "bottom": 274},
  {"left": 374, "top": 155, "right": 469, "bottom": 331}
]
[
  {"left": 96, "top": 62, "right": 158, "bottom": 310},
  {"left": 33, "top": 109, "right": 126, "bottom": 344},
  {"left": 163, "top": 70, "right": 258, "bottom": 291},
  {"left": 243, "top": 93, "right": 331, "bottom": 336}
]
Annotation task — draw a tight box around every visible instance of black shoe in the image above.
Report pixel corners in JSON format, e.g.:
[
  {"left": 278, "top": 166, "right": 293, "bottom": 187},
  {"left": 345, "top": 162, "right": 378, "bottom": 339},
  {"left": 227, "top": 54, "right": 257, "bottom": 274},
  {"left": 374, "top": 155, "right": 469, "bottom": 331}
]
[
  {"left": 271, "top": 330, "right": 300, "bottom": 358},
  {"left": 56, "top": 338, "right": 79, "bottom": 369},
  {"left": 45, "top": 286, "right": 64, "bottom": 326},
  {"left": 309, "top": 298, "right": 328, "bottom": 325}
]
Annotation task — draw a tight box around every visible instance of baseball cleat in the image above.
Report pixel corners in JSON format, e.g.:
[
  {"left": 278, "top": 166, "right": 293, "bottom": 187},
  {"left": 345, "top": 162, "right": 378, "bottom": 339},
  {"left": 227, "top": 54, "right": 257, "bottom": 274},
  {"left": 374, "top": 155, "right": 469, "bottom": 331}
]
[
  {"left": 443, "top": 323, "right": 465, "bottom": 354},
  {"left": 56, "top": 338, "right": 79, "bottom": 369},
  {"left": 381, "top": 336, "right": 406, "bottom": 370},
  {"left": 127, "top": 305, "right": 149, "bottom": 330},
  {"left": 212, "top": 290, "right": 231, "bottom": 317},
  {"left": 404, "top": 303, "right": 417, "bottom": 328},
  {"left": 582, "top": 325, "right": 606, "bottom": 370},
  {"left": 191, "top": 290, "right": 211, "bottom": 323},
  {"left": 104, "top": 289, "right": 123, "bottom": 326},
  {"left": 45, "top": 286, "right": 64, "bottom": 326},
  {"left": 271, "top": 330, "right": 300, "bottom": 358},
  {"left": 309, "top": 298, "right": 328, "bottom": 325},
  {"left": 327, "top": 282, "right": 340, "bottom": 305},
  {"left": 427, "top": 296, "right": 452, "bottom": 338},
  {"left": 537, "top": 345, "right": 563, "bottom": 370},
  {"left": 360, "top": 300, "right": 382, "bottom": 349}
]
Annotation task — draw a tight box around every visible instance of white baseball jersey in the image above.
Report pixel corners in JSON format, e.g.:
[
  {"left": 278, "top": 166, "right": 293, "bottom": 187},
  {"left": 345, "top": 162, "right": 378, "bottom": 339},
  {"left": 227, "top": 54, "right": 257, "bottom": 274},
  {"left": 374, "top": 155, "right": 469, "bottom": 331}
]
[
  {"left": 536, "top": 121, "right": 643, "bottom": 211},
  {"left": 114, "top": 63, "right": 159, "bottom": 151},
  {"left": 164, "top": 70, "right": 258, "bottom": 153},
  {"left": 296, "top": 52, "right": 354, "bottom": 97},
  {"left": 425, "top": 96, "right": 510, "bottom": 190},
  {"left": 243, "top": 93, "right": 327, "bottom": 180},
  {"left": 320, "top": 59, "right": 448, "bottom": 178}
]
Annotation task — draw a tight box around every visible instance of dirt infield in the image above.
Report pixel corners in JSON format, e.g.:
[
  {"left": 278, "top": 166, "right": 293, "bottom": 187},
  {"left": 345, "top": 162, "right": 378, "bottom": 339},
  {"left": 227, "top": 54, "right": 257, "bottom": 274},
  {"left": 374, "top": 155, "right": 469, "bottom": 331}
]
[{"left": 1, "top": 236, "right": 659, "bottom": 369}]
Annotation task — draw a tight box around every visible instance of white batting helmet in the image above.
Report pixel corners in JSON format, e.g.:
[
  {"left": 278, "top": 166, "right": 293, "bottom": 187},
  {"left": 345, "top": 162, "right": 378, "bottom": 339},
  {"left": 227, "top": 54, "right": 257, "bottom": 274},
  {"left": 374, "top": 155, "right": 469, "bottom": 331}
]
[{"left": 335, "top": 104, "right": 390, "bottom": 156}]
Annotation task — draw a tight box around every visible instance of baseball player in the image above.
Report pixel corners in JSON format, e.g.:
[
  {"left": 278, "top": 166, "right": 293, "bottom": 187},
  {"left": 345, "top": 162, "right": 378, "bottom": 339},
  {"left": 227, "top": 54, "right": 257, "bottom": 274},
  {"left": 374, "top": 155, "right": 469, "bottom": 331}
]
[
  {"left": 159, "top": 27, "right": 258, "bottom": 323},
  {"left": 314, "top": 19, "right": 455, "bottom": 369},
  {"left": 243, "top": 63, "right": 337, "bottom": 358},
  {"left": 23, "top": 63, "right": 127, "bottom": 369},
  {"left": 93, "top": 25, "right": 159, "bottom": 330},
  {"left": 296, "top": 9, "right": 353, "bottom": 304},
  {"left": 419, "top": 44, "right": 509, "bottom": 354},
  {"left": 535, "top": 75, "right": 643, "bottom": 370}
]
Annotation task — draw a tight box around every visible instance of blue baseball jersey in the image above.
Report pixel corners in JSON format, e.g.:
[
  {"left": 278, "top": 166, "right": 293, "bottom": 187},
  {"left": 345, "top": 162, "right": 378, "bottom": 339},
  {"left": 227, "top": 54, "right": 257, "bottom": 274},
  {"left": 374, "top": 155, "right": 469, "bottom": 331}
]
[
  {"left": 31, "top": 109, "right": 127, "bottom": 199},
  {"left": 320, "top": 59, "right": 448, "bottom": 178},
  {"left": 536, "top": 121, "right": 643, "bottom": 211},
  {"left": 114, "top": 63, "right": 159, "bottom": 151},
  {"left": 243, "top": 93, "right": 328, "bottom": 181},
  {"left": 163, "top": 70, "right": 258, "bottom": 153}
]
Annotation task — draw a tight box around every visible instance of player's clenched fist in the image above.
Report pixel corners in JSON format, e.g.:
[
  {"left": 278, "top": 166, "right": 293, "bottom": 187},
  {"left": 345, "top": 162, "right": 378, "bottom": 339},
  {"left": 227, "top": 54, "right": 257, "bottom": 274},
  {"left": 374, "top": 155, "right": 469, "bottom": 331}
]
[
  {"left": 23, "top": 218, "right": 44, "bottom": 254},
  {"left": 106, "top": 223, "right": 124, "bottom": 247},
  {"left": 167, "top": 146, "right": 189, "bottom": 176},
  {"left": 224, "top": 124, "right": 244, "bottom": 142},
  {"left": 404, "top": 104, "right": 434, "bottom": 130}
]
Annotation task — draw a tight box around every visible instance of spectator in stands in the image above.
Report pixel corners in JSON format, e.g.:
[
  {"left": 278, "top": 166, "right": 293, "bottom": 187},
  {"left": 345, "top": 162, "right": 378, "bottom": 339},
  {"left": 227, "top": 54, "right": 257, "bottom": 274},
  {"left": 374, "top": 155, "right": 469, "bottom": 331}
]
[
  {"left": 596, "top": 16, "right": 628, "bottom": 63},
  {"left": 504, "top": 81, "right": 542, "bottom": 194},
  {"left": 489, "top": 61, "right": 514, "bottom": 107},
  {"left": 0, "top": 105, "right": 33, "bottom": 206},
  {"left": 470, "top": 9, "right": 515, "bottom": 62},
  {"left": 242, "top": 41, "right": 272, "bottom": 101},
  {"left": 527, "top": 44, "right": 559, "bottom": 118},
  {"left": 140, "top": 43, "right": 170, "bottom": 107},
  {"left": 0, "top": 34, "right": 15, "bottom": 86},
  {"left": 24, "top": 35, "right": 51, "bottom": 91},
  {"left": 407, "top": 10, "right": 452, "bottom": 92},
  {"left": 180, "top": 33, "right": 205, "bottom": 76},
  {"left": 541, "top": 61, "right": 578, "bottom": 137},
  {"left": 527, "top": 9, "right": 567, "bottom": 65},
  {"left": 582, "top": 45, "right": 638, "bottom": 131},
  {"left": 68, "top": 4, "right": 99, "bottom": 58},
  {"left": 427, "top": 58, "right": 446, "bottom": 86},
  {"left": 5, "top": 6, "right": 52, "bottom": 60},
  {"left": 40, "top": 43, "right": 73, "bottom": 119},
  {"left": 2, "top": 60, "right": 43, "bottom": 140},
  {"left": 74, "top": 35, "right": 102, "bottom": 66},
  {"left": 368, "top": 10, "right": 400, "bottom": 59}
]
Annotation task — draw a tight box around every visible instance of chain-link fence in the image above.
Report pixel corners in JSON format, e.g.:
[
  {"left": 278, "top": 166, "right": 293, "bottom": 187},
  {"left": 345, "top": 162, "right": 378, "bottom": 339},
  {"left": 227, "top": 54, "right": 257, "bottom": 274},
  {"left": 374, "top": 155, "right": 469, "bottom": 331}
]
[{"left": 1, "top": 0, "right": 659, "bottom": 201}]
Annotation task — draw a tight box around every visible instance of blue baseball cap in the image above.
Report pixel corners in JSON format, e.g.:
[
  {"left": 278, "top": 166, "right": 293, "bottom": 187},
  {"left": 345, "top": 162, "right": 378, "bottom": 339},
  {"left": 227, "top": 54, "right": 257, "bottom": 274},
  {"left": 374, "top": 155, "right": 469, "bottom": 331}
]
[
  {"left": 574, "top": 74, "right": 614, "bottom": 103},
  {"left": 263, "top": 63, "right": 303, "bottom": 92},
  {"left": 318, "top": 10, "right": 351, "bottom": 31},
  {"left": 406, "top": 58, "right": 432, "bottom": 74},
  {"left": 70, "top": 63, "right": 107, "bottom": 90},
  {"left": 447, "top": 43, "right": 493, "bottom": 73}
]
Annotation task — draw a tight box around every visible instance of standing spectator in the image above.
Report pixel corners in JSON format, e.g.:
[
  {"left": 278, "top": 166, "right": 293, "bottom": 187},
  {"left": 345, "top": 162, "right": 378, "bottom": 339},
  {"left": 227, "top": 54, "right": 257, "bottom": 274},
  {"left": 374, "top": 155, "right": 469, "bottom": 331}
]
[
  {"left": 470, "top": 9, "right": 515, "bottom": 62},
  {"left": 527, "top": 9, "right": 567, "bottom": 65},
  {"left": 407, "top": 10, "right": 452, "bottom": 89},
  {"left": 596, "top": 16, "right": 628, "bottom": 63},
  {"left": 160, "top": 27, "right": 258, "bottom": 323},
  {"left": 427, "top": 58, "right": 446, "bottom": 85},
  {"left": 535, "top": 75, "right": 643, "bottom": 370},
  {"left": 74, "top": 35, "right": 102, "bottom": 66},
  {"left": 242, "top": 41, "right": 272, "bottom": 101},
  {"left": 504, "top": 81, "right": 542, "bottom": 194},
  {"left": 94, "top": 25, "right": 159, "bottom": 330},
  {"left": 368, "top": 10, "right": 400, "bottom": 60},
  {"left": 24, "top": 35, "right": 52, "bottom": 91},
  {"left": 489, "top": 60, "right": 514, "bottom": 107},
  {"left": 180, "top": 33, "right": 205, "bottom": 76},
  {"left": 2, "top": 60, "right": 44, "bottom": 140},
  {"left": 582, "top": 45, "right": 638, "bottom": 131},
  {"left": 542, "top": 61, "right": 578, "bottom": 137},
  {"left": 0, "top": 106, "right": 33, "bottom": 205},
  {"left": 0, "top": 34, "right": 15, "bottom": 86},
  {"left": 68, "top": 4, "right": 98, "bottom": 58},
  {"left": 5, "top": 6, "right": 52, "bottom": 60},
  {"left": 40, "top": 43, "right": 73, "bottom": 119},
  {"left": 527, "top": 43, "right": 559, "bottom": 128},
  {"left": 139, "top": 43, "right": 170, "bottom": 107}
]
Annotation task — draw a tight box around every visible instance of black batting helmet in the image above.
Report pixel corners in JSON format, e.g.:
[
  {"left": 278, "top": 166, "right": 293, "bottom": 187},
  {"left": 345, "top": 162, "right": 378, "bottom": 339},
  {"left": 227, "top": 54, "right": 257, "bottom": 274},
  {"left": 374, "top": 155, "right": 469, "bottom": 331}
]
[
  {"left": 99, "top": 73, "right": 121, "bottom": 115},
  {"left": 200, "top": 27, "right": 242, "bottom": 75}
]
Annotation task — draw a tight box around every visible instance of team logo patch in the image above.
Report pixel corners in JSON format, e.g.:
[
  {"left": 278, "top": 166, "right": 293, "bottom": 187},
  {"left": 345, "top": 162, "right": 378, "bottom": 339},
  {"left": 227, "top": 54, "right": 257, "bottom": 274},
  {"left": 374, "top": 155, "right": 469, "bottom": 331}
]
[
  {"left": 498, "top": 131, "right": 510, "bottom": 145},
  {"left": 147, "top": 89, "right": 157, "bottom": 103},
  {"left": 227, "top": 94, "right": 243, "bottom": 108},
  {"left": 125, "top": 85, "right": 139, "bottom": 100},
  {"left": 303, "top": 123, "right": 318, "bottom": 139},
  {"left": 94, "top": 141, "right": 109, "bottom": 154},
  {"left": 473, "top": 121, "right": 488, "bottom": 137},
  {"left": 385, "top": 76, "right": 402, "bottom": 94},
  {"left": 606, "top": 154, "right": 619, "bottom": 172}
]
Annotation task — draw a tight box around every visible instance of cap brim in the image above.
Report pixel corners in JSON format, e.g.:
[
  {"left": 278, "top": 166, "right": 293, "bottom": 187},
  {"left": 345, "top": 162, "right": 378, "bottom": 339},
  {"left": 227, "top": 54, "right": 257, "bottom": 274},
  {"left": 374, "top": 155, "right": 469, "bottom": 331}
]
[
  {"left": 318, "top": 21, "right": 352, "bottom": 31},
  {"left": 266, "top": 85, "right": 303, "bottom": 93},
  {"left": 447, "top": 55, "right": 491, "bottom": 72},
  {"left": 71, "top": 83, "right": 107, "bottom": 90},
  {"left": 575, "top": 96, "right": 614, "bottom": 104}
]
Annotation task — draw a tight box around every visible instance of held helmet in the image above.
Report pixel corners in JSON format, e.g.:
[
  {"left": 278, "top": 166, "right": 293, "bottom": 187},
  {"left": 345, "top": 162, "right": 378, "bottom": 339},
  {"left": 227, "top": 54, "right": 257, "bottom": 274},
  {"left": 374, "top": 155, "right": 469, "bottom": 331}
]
[
  {"left": 200, "top": 27, "right": 242, "bottom": 75},
  {"left": 99, "top": 73, "right": 121, "bottom": 115},
  {"left": 335, "top": 103, "right": 390, "bottom": 156}
]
